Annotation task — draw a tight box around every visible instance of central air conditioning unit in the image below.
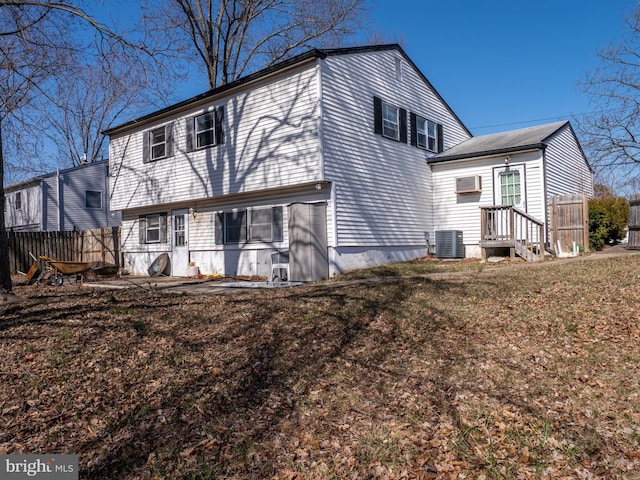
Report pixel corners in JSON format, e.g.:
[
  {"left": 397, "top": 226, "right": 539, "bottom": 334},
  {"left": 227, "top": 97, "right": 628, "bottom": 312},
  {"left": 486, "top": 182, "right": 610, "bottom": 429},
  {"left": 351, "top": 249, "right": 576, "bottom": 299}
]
[
  {"left": 436, "top": 230, "right": 464, "bottom": 259},
  {"left": 455, "top": 175, "right": 482, "bottom": 194}
]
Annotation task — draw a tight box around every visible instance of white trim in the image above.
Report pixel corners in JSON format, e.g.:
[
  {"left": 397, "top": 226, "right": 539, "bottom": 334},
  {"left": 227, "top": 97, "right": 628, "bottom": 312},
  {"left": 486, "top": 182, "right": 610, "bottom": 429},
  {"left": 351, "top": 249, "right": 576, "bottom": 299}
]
[{"left": 316, "top": 59, "right": 325, "bottom": 181}]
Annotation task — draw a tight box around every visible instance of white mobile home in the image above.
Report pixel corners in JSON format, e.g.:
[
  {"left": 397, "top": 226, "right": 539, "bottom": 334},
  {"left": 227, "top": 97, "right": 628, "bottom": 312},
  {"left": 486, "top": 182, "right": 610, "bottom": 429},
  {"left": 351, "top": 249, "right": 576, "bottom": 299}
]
[{"left": 105, "top": 44, "right": 592, "bottom": 280}]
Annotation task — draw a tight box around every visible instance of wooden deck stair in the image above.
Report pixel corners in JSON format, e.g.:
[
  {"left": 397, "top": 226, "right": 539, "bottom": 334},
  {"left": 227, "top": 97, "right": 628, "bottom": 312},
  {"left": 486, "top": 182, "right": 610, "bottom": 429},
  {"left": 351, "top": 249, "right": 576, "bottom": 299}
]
[{"left": 480, "top": 206, "right": 545, "bottom": 262}]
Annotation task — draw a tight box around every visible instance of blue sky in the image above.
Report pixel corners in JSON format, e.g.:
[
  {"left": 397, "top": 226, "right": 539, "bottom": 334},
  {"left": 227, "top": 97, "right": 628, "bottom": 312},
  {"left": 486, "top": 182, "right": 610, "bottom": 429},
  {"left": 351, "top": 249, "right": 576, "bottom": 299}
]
[
  {"left": 365, "top": 0, "right": 637, "bottom": 135},
  {"left": 97, "top": 0, "right": 636, "bottom": 137}
]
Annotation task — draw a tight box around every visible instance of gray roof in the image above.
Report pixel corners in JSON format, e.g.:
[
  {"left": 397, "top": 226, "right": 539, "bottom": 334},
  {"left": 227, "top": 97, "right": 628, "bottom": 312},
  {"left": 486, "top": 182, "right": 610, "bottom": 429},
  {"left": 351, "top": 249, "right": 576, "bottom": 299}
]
[{"left": 429, "top": 121, "right": 569, "bottom": 163}]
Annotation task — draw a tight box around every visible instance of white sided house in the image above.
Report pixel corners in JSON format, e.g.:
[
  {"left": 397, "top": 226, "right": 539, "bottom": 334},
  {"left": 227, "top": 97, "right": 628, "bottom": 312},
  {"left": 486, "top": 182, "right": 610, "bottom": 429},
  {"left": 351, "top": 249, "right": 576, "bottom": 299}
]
[
  {"left": 5, "top": 160, "right": 121, "bottom": 232},
  {"left": 105, "top": 44, "right": 592, "bottom": 280},
  {"left": 430, "top": 121, "right": 593, "bottom": 260}
]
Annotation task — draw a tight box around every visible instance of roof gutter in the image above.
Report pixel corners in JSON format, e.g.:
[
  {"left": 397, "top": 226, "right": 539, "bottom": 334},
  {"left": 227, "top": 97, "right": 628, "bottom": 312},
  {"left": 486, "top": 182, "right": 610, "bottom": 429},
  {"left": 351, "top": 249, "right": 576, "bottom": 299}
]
[
  {"left": 103, "top": 50, "right": 326, "bottom": 136},
  {"left": 428, "top": 143, "right": 547, "bottom": 164}
]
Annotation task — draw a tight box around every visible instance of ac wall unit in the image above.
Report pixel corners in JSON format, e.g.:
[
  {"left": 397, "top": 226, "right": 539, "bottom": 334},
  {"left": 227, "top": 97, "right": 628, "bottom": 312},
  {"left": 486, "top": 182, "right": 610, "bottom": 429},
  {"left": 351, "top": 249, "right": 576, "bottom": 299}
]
[
  {"left": 455, "top": 175, "right": 482, "bottom": 194},
  {"left": 435, "top": 230, "right": 464, "bottom": 259}
]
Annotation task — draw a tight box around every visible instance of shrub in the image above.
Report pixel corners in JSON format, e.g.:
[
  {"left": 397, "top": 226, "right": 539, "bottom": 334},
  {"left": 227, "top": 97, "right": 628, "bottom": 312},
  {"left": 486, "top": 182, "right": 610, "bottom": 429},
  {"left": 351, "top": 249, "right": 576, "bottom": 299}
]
[{"left": 588, "top": 196, "right": 630, "bottom": 250}]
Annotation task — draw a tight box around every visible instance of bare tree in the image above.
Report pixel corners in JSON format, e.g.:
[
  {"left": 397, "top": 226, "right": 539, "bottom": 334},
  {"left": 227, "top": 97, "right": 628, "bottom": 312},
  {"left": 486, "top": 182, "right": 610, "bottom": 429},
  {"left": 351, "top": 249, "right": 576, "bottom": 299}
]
[
  {"left": 144, "top": 0, "right": 367, "bottom": 89},
  {"left": 577, "top": 4, "right": 640, "bottom": 194},
  {"left": 0, "top": 1, "right": 152, "bottom": 294},
  {"left": 42, "top": 42, "right": 172, "bottom": 166}
]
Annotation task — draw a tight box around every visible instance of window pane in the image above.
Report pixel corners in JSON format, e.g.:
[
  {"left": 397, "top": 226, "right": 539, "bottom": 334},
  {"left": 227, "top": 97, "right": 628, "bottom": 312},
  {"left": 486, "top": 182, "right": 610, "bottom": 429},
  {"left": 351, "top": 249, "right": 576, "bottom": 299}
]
[
  {"left": 416, "top": 117, "right": 427, "bottom": 148},
  {"left": 146, "top": 215, "right": 161, "bottom": 243},
  {"left": 195, "top": 112, "right": 216, "bottom": 148},
  {"left": 427, "top": 121, "right": 437, "bottom": 152},
  {"left": 197, "top": 131, "right": 214, "bottom": 148},
  {"left": 196, "top": 113, "right": 214, "bottom": 132},
  {"left": 152, "top": 144, "right": 165, "bottom": 159},
  {"left": 150, "top": 127, "right": 166, "bottom": 159},
  {"left": 86, "top": 190, "right": 102, "bottom": 209},
  {"left": 151, "top": 127, "right": 165, "bottom": 143},
  {"left": 225, "top": 211, "right": 246, "bottom": 243},
  {"left": 500, "top": 171, "right": 521, "bottom": 205},
  {"left": 249, "top": 208, "right": 273, "bottom": 242},
  {"left": 174, "top": 215, "right": 185, "bottom": 247},
  {"left": 382, "top": 103, "right": 399, "bottom": 139}
]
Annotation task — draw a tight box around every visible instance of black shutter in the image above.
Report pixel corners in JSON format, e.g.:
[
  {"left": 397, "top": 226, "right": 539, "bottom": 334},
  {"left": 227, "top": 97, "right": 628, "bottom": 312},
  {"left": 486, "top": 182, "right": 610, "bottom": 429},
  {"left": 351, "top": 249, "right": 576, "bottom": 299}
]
[
  {"left": 165, "top": 124, "right": 174, "bottom": 157},
  {"left": 142, "top": 131, "right": 150, "bottom": 163},
  {"left": 437, "top": 123, "right": 444, "bottom": 153},
  {"left": 215, "top": 106, "right": 225, "bottom": 145},
  {"left": 410, "top": 112, "right": 417, "bottom": 147},
  {"left": 215, "top": 212, "right": 224, "bottom": 244},
  {"left": 272, "top": 206, "right": 283, "bottom": 242},
  {"left": 139, "top": 216, "right": 147, "bottom": 244},
  {"left": 186, "top": 117, "right": 194, "bottom": 152},
  {"left": 159, "top": 213, "right": 168, "bottom": 243},
  {"left": 373, "top": 96, "right": 382, "bottom": 135},
  {"left": 399, "top": 108, "right": 407, "bottom": 143}
]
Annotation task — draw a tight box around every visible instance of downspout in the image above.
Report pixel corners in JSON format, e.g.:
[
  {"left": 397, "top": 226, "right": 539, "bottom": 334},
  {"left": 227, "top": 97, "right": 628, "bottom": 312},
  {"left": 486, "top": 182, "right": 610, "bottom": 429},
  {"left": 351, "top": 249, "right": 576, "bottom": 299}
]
[
  {"left": 40, "top": 179, "right": 45, "bottom": 230},
  {"left": 57, "top": 169, "right": 62, "bottom": 231},
  {"left": 542, "top": 147, "right": 549, "bottom": 248}
]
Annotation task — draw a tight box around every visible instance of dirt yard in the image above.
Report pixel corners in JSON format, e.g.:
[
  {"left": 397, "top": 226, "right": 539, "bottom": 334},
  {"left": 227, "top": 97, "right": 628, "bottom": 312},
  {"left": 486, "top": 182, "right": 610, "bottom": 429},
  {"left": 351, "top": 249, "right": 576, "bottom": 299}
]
[{"left": 1, "top": 253, "right": 639, "bottom": 479}]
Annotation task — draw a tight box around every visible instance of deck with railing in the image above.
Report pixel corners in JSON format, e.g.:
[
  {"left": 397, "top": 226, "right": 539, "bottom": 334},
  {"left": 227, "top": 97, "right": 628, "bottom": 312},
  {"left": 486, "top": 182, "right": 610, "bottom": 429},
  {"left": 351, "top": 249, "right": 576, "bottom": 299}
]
[{"left": 480, "top": 206, "right": 545, "bottom": 261}]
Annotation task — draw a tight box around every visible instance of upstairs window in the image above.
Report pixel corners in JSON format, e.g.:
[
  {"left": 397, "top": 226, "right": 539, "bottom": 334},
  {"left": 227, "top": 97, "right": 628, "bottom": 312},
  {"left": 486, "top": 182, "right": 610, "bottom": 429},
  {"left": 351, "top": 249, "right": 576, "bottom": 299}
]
[
  {"left": 143, "top": 123, "right": 174, "bottom": 163},
  {"left": 415, "top": 116, "right": 428, "bottom": 149},
  {"left": 215, "top": 206, "right": 283, "bottom": 244},
  {"left": 426, "top": 120, "right": 437, "bottom": 152},
  {"left": 85, "top": 190, "right": 102, "bottom": 209},
  {"left": 196, "top": 112, "right": 215, "bottom": 148},
  {"left": 186, "top": 106, "right": 225, "bottom": 151},
  {"left": 410, "top": 112, "right": 444, "bottom": 153},
  {"left": 382, "top": 102, "right": 399, "bottom": 140},
  {"left": 15, "top": 191, "right": 22, "bottom": 211},
  {"left": 373, "top": 96, "right": 407, "bottom": 143}
]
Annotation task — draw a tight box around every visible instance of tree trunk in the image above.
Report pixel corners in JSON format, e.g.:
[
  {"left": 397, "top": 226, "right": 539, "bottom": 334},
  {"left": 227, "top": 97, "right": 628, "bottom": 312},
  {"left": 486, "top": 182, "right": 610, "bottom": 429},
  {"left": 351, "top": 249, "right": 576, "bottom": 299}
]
[{"left": 0, "top": 117, "right": 13, "bottom": 294}]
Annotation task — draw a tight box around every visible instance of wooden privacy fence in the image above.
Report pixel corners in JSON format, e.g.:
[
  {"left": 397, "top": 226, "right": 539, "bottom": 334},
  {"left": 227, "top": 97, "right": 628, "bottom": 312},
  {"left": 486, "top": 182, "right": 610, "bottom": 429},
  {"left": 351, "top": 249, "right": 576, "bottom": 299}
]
[
  {"left": 6, "top": 227, "right": 121, "bottom": 275},
  {"left": 548, "top": 193, "right": 590, "bottom": 254},
  {"left": 629, "top": 193, "right": 640, "bottom": 250}
]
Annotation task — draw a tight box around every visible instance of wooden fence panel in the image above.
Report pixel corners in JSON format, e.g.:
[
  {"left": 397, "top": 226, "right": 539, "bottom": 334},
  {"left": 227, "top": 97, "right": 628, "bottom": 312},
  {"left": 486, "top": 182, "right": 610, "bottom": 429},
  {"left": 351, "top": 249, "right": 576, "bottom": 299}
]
[
  {"left": 6, "top": 228, "right": 121, "bottom": 274},
  {"left": 629, "top": 193, "right": 640, "bottom": 250},
  {"left": 79, "top": 227, "right": 121, "bottom": 265},
  {"left": 548, "top": 193, "right": 590, "bottom": 254},
  {"left": 7, "top": 231, "right": 80, "bottom": 274}
]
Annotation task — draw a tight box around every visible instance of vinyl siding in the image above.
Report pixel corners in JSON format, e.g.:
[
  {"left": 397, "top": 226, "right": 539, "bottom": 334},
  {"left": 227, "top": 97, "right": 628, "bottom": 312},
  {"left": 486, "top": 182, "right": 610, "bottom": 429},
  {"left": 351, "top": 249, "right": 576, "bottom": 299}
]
[
  {"left": 320, "top": 49, "right": 471, "bottom": 247},
  {"left": 544, "top": 125, "right": 594, "bottom": 197},
  {"left": 109, "top": 64, "right": 321, "bottom": 211},
  {"left": 120, "top": 189, "right": 332, "bottom": 276},
  {"left": 36, "top": 162, "right": 121, "bottom": 232},
  {"left": 4, "top": 183, "right": 41, "bottom": 231},
  {"left": 431, "top": 151, "right": 544, "bottom": 247}
]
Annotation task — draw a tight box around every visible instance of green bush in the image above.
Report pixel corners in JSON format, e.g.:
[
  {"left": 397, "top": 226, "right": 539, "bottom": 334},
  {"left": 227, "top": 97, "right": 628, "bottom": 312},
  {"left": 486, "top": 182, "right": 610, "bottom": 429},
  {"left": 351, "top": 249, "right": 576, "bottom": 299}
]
[{"left": 588, "top": 196, "right": 629, "bottom": 250}]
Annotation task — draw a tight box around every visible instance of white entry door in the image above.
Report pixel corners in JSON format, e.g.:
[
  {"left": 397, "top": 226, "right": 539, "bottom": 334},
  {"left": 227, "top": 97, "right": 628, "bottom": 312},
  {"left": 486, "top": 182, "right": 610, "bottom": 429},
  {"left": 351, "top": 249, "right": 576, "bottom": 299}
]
[
  {"left": 493, "top": 164, "right": 526, "bottom": 210},
  {"left": 171, "top": 209, "right": 190, "bottom": 276}
]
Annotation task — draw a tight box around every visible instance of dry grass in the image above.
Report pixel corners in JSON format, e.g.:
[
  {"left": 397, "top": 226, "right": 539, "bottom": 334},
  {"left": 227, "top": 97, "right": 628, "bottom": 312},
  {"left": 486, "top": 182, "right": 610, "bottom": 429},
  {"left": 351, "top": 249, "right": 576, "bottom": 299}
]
[{"left": 1, "top": 254, "right": 640, "bottom": 479}]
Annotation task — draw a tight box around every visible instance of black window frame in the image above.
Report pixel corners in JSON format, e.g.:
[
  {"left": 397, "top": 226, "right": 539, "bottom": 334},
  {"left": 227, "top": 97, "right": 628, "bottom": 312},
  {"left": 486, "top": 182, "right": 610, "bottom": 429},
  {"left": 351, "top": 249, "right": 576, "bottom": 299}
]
[
  {"left": 15, "top": 191, "right": 22, "bottom": 211},
  {"left": 85, "top": 190, "right": 103, "bottom": 209}
]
